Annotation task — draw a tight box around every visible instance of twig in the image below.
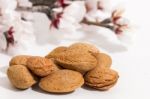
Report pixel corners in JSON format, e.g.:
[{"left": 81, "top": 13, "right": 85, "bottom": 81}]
[
  {"left": 16, "top": 5, "right": 54, "bottom": 19},
  {"left": 29, "top": 0, "right": 56, "bottom": 6},
  {"left": 29, "top": 0, "right": 82, "bottom": 6},
  {"left": 81, "top": 19, "right": 114, "bottom": 31},
  {"left": 16, "top": 0, "right": 85, "bottom": 19}
]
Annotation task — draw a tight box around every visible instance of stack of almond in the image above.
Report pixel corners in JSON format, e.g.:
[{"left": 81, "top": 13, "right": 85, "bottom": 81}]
[{"left": 7, "top": 43, "right": 119, "bottom": 93}]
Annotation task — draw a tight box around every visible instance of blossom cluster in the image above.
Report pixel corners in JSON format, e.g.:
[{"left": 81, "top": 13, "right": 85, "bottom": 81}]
[
  {"left": 0, "top": 0, "right": 35, "bottom": 54},
  {"left": 0, "top": 0, "right": 133, "bottom": 55}
]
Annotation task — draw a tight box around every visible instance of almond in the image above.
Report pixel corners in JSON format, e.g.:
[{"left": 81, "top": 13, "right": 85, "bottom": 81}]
[
  {"left": 84, "top": 66, "right": 119, "bottom": 90},
  {"left": 27, "top": 56, "right": 60, "bottom": 77},
  {"left": 7, "top": 65, "right": 37, "bottom": 89},
  {"left": 39, "top": 70, "right": 84, "bottom": 93}
]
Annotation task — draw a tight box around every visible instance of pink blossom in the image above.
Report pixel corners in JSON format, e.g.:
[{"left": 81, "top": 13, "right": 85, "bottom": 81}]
[
  {"left": 4, "top": 26, "right": 15, "bottom": 50},
  {"left": 111, "top": 9, "right": 129, "bottom": 35},
  {"left": 51, "top": 1, "right": 86, "bottom": 29}
]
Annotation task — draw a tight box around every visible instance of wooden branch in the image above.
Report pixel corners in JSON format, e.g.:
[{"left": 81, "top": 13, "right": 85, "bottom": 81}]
[
  {"left": 17, "top": 0, "right": 83, "bottom": 19},
  {"left": 29, "top": 0, "right": 82, "bottom": 6},
  {"left": 16, "top": 5, "right": 54, "bottom": 19},
  {"left": 82, "top": 19, "right": 114, "bottom": 31},
  {"left": 16, "top": 6, "right": 49, "bottom": 13},
  {"left": 29, "top": 0, "right": 56, "bottom": 6}
]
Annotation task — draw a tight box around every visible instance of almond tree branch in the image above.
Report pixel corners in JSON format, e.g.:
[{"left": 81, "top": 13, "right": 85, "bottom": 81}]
[
  {"left": 29, "top": 0, "right": 82, "bottom": 6},
  {"left": 81, "top": 19, "right": 114, "bottom": 31},
  {"left": 29, "top": 0, "right": 56, "bottom": 6},
  {"left": 17, "top": 0, "right": 83, "bottom": 19},
  {"left": 16, "top": 5, "right": 54, "bottom": 19}
]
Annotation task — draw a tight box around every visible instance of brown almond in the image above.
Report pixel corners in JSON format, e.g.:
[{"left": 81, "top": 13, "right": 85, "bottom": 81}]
[
  {"left": 39, "top": 70, "right": 84, "bottom": 93},
  {"left": 9, "top": 55, "right": 31, "bottom": 66},
  {"left": 84, "top": 66, "right": 119, "bottom": 90},
  {"left": 93, "top": 53, "right": 112, "bottom": 68},
  {"left": 54, "top": 49, "right": 98, "bottom": 74},
  {"left": 7, "top": 65, "right": 37, "bottom": 89},
  {"left": 69, "top": 42, "right": 99, "bottom": 53},
  {"left": 27, "top": 56, "right": 60, "bottom": 77},
  {"left": 45, "top": 46, "right": 68, "bottom": 59}
]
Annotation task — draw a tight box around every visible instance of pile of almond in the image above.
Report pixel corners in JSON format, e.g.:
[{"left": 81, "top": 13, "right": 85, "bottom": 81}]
[{"left": 7, "top": 43, "right": 119, "bottom": 93}]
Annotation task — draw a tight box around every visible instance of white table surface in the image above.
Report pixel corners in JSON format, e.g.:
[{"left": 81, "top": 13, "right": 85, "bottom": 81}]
[{"left": 0, "top": 0, "right": 150, "bottom": 99}]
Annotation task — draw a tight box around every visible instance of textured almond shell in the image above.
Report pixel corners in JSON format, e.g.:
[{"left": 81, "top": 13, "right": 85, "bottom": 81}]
[
  {"left": 45, "top": 46, "right": 68, "bottom": 59},
  {"left": 84, "top": 66, "right": 119, "bottom": 90},
  {"left": 9, "top": 55, "right": 31, "bottom": 66},
  {"left": 92, "top": 53, "right": 112, "bottom": 68},
  {"left": 68, "top": 42, "right": 99, "bottom": 53},
  {"left": 39, "top": 70, "right": 84, "bottom": 93},
  {"left": 27, "top": 56, "right": 60, "bottom": 77},
  {"left": 54, "top": 49, "right": 98, "bottom": 74},
  {"left": 7, "top": 65, "right": 37, "bottom": 89}
]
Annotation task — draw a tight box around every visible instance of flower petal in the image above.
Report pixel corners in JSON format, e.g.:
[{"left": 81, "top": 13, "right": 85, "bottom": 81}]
[{"left": 63, "top": 1, "right": 86, "bottom": 23}]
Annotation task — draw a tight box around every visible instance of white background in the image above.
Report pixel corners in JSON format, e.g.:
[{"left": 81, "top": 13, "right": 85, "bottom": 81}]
[{"left": 0, "top": 0, "right": 150, "bottom": 99}]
